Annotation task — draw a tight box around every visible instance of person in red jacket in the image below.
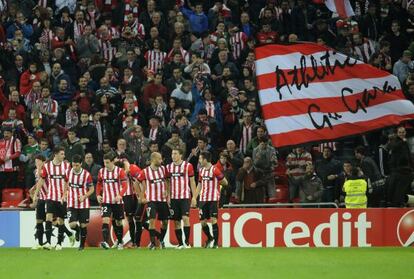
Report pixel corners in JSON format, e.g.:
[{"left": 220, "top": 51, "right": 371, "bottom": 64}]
[
  {"left": 0, "top": 126, "right": 22, "bottom": 201},
  {"left": 256, "top": 20, "right": 279, "bottom": 45},
  {"left": 0, "top": 80, "right": 26, "bottom": 121},
  {"left": 19, "top": 62, "right": 41, "bottom": 96}
]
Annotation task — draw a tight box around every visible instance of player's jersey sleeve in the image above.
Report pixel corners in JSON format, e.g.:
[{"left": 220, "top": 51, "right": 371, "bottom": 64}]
[
  {"left": 130, "top": 165, "right": 142, "bottom": 180},
  {"left": 188, "top": 163, "right": 194, "bottom": 177},
  {"left": 165, "top": 165, "right": 171, "bottom": 178},
  {"left": 85, "top": 171, "right": 93, "bottom": 188},
  {"left": 41, "top": 165, "right": 48, "bottom": 179},
  {"left": 119, "top": 168, "right": 127, "bottom": 181},
  {"left": 97, "top": 170, "right": 103, "bottom": 184},
  {"left": 198, "top": 170, "right": 202, "bottom": 183},
  {"left": 213, "top": 167, "right": 224, "bottom": 181},
  {"left": 137, "top": 168, "right": 146, "bottom": 182}
]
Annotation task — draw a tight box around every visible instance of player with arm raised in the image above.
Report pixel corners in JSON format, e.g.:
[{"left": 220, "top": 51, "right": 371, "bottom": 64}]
[
  {"left": 194, "top": 151, "right": 228, "bottom": 249},
  {"left": 33, "top": 146, "right": 74, "bottom": 250},
  {"left": 138, "top": 152, "right": 170, "bottom": 250},
  {"left": 96, "top": 153, "right": 128, "bottom": 250},
  {"left": 62, "top": 155, "right": 94, "bottom": 250},
  {"left": 167, "top": 148, "right": 197, "bottom": 249},
  {"left": 114, "top": 155, "right": 142, "bottom": 248}
]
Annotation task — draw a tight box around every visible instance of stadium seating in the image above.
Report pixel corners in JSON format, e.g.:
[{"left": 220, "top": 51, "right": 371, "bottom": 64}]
[{"left": 1, "top": 188, "right": 24, "bottom": 207}]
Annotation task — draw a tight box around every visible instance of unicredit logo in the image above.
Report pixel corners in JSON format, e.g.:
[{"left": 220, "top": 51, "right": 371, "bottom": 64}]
[{"left": 397, "top": 209, "right": 414, "bottom": 247}]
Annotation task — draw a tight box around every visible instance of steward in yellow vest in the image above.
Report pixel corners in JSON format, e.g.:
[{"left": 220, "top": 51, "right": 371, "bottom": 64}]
[{"left": 343, "top": 168, "right": 367, "bottom": 208}]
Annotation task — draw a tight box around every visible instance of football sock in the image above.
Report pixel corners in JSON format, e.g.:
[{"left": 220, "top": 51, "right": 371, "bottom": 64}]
[
  {"left": 135, "top": 221, "right": 143, "bottom": 246},
  {"left": 57, "top": 225, "right": 64, "bottom": 245},
  {"left": 45, "top": 221, "right": 52, "bottom": 244},
  {"left": 175, "top": 228, "right": 183, "bottom": 246},
  {"left": 202, "top": 225, "right": 213, "bottom": 240},
  {"left": 160, "top": 228, "right": 167, "bottom": 242},
  {"left": 80, "top": 227, "right": 87, "bottom": 248},
  {"left": 184, "top": 226, "right": 190, "bottom": 245},
  {"left": 128, "top": 219, "right": 136, "bottom": 244},
  {"left": 116, "top": 224, "right": 123, "bottom": 243},
  {"left": 149, "top": 229, "right": 156, "bottom": 245},
  {"left": 102, "top": 223, "right": 109, "bottom": 243},
  {"left": 63, "top": 224, "right": 73, "bottom": 237},
  {"left": 212, "top": 224, "right": 219, "bottom": 245},
  {"left": 36, "top": 223, "right": 44, "bottom": 245}
]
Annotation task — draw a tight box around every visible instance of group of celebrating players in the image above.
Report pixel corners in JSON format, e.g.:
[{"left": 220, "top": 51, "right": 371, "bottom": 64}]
[{"left": 31, "top": 146, "right": 227, "bottom": 251}]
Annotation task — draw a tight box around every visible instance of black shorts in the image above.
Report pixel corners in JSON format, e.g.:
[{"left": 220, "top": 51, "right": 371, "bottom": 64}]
[
  {"left": 170, "top": 199, "right": 190, "bottom": 221},
  {"left": 123, "top": 195, "right": 137, "bottom": 216},
  {"left": 67, "top": 208, "right": 90, "bottom": 224},
  {"left": 135, "top": 203, "right": 147, "bottom": 222},
  {"left": 46, "top": 200, "right": 67, "bottom": 219},
  {"left": 147, "top": 201, "right": 169, "bottom": 221},
  {"left": 199, "top": 201, "right": 218, "bottom": 220},
  {"left": 101, "top": 203, "right": 124, "bottom": 220},
  {"left": 36, "top": 199, "right": 46, "bottom": 220}
]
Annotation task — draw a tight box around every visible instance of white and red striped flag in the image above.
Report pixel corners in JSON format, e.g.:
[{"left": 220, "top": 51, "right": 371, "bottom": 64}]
[
  {"left": 255, "top": 43, "right": 414, "bottom": 148},
  {"left": 324, "top": 0, "right": 355, "bottom": 18}
]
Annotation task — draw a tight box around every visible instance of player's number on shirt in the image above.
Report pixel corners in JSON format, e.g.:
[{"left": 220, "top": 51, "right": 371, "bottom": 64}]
[{"left": 101, "top": 206, "right": 108, "bottom": 216}]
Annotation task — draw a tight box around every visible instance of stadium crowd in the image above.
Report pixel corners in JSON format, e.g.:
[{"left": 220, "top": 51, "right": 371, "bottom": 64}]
[{"left": 0, "top": 0, "right": 414, "bottom": 209}]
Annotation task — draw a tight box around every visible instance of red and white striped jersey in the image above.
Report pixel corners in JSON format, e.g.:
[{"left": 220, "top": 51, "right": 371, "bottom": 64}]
[
  {"left": 66, "top": 168, "right": 93, "bottom": 209},
  {"left": 125, "top": 164, "right": 142, "bottom": 196},
  {"left": 97, "top": 166, "right": 127, "bottom": 204},
  {"left": 35, "top": 168, "right": 48, "bottom": 200},
  {"left": 123, "top": 0, "right": 139, "bottom": 25},
  {"left": 167, "top": 47, "right": 190, "bottom": 65},
  {"left": 99, "top": 39, "right": 117, "bottom": 62},
  {"left": 138, "top": 165, "right": 167, "bottom": 202},
  {"left": 41, "top": 161, "right": 71, "bottom": 202},
  {"left": 198, "top": 165, "right": 224, "bottom": 202},
  {"left": 230, "top": 31, "right": 247, "bottom": 60},
  {"left": 125, "top": 19, "right": 145, "bottom": 40},
  {"left": 239, "top": 124, "right": 253, "bottom": 154},
  {"left": 167, "top": 161, "right": 194, "bottom": 199},
  {"left": 145, "top": 50, "right": 167, "bottom": 73}
]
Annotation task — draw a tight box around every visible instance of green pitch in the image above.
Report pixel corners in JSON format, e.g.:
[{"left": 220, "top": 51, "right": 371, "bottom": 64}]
[{"left": 0, "top": 248, "right": 413, "bottom": 279}]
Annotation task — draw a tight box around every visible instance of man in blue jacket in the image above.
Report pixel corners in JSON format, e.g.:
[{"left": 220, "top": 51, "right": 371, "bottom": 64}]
[{"left": 180, "top": 2, "right": 208, "bottom": 37}]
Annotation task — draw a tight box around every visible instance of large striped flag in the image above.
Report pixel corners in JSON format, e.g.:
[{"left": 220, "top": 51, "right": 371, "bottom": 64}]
[
  {"left": 324, "top": 0, "right": 355, "bottom": 18},
  {"left": 255, "top": 43, "right": 414, "bottom": 148}
]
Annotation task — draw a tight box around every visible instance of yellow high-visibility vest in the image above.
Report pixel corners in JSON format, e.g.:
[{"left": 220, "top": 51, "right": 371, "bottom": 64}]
[{"left": 344, "top": 179, "right": 367, "bottom": 208}]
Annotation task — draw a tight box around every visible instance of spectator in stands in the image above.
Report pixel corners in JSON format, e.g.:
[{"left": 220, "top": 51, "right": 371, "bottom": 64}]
[
  {"left": 315, "top": 147, "right": 342, "bottom": 203},
  {"left": 38, "top": 138, "right": 51, "bottom": 159},
  {"left": 389, "top": 127, "right": 412, "bottom": 171},
  {"left": 0, "top": 127, "right": 22, "bottom": 200},
  {"left": 179, "top": 2, "right": 209, "bottom": 36},
  {"left": 294, "top": 163, "right": 323, "bottom": 206},
  {"left": 393, "top": 50, "right": 413, "bottom": 83},
  {"left": 61, "top": 128, "right": 84, "bottom": 162},
  {"left": 76, "top": 112, "right": 98, "bottom": 156},
  {"left": 286, "top": 147, "right": 312, "bottom": 202},
  {"left": 20, "top": 134, "right": 39, "bottom": 189},
  {"left": 253, "top": 137, "right": 277, "bottom": 199},
  {"left": 343, "top": 167, "right": 368, "bottom": 208},
  {"left": 236, "top": 157, "right": 266, "bottom": 204},
  {"left": 386, "top": 155, "right": 414, "bottom": 207},
  {"left": 354, "top": 146, "right": 384, "bottom": 207}
]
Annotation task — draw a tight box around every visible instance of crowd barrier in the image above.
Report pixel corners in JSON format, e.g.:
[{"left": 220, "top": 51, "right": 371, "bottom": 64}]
[{"left": 0, "top": 208, "right": 413, "bottom": 248}]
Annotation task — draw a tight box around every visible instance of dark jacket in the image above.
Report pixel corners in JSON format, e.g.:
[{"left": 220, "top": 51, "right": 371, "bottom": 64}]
[
  {"left": 387, "top": 166, "right": 413, "bottom": 207},
  {"left": 75, "top": 123, "right": 98, "bottom": 155},
  {"left": 315, "top": 157, "right": 342, "bottom": 188}
]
